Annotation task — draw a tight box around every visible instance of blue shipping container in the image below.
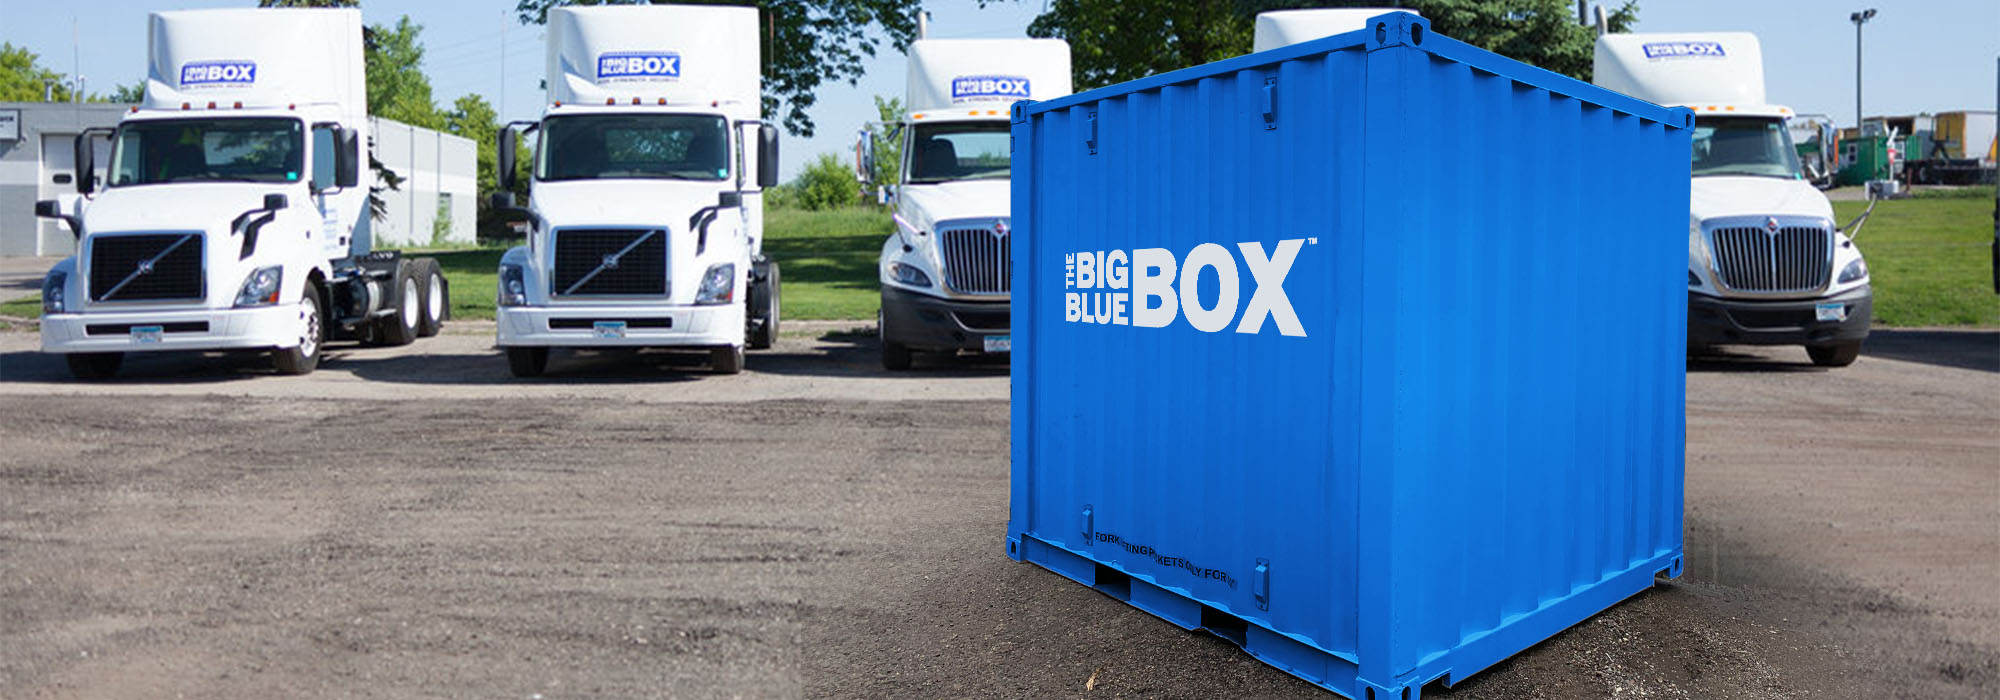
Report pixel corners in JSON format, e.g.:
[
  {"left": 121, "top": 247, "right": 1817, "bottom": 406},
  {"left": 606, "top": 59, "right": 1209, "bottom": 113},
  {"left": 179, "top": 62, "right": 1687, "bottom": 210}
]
[{"left": 1007, "top": 12, "right": 1690, "bottom": 698}]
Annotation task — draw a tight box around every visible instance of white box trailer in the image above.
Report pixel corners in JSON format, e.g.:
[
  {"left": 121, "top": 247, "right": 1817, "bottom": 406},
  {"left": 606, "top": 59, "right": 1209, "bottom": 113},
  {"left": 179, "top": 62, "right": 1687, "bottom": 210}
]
[
  {"left": 32, "top": 8, "right": 452, "bottom": 378},
  {"left": 860, "top": 37, "right": 1070, "bottom": 369},
  {"left": 491, "top": 4, "right": 780, "bottom": 376}
]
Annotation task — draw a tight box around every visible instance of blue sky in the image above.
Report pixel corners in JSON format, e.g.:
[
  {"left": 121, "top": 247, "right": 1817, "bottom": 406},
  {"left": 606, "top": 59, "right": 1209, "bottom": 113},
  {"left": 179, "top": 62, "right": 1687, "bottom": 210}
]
[{"left": 5, "top": 1, "right": 1996, "bottom": 179}]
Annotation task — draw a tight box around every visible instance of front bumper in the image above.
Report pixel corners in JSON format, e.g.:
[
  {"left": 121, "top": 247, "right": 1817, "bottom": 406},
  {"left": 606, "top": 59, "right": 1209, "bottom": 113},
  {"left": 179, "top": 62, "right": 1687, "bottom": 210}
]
[
  {"left": 881, "top": 285, "right": 1009, "bottom": 352},
  {"left": 496, "top": 302, "right": 743, "bottom": 348},
  {"left": 40, "top": 304, "right": 304, "bottom": 354},
  {"left": 1688, "top": 285, "right": 1872, "bottom": 347}
]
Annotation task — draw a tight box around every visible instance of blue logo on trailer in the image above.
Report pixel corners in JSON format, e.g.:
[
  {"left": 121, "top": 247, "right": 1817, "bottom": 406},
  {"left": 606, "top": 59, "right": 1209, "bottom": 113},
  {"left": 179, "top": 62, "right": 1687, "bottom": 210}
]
[
  {"left": 1642, "top": 42, "right": 1726, "bottom": 59},
  {"left": 951, "top": 75, "right": 1031, "bottom": 102},
  {"left": 598, "top": 52, "right": 682, "bottom": 80},
  {"left": 180, "top": 61, "right": 257, "bottom": 87}
]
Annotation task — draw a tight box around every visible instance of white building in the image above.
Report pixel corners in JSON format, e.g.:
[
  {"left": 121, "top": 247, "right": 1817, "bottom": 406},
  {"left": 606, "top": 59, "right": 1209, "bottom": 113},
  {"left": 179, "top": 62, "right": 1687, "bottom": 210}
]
[{"left": 0, "top": 101, "right": 475, "bottom": 257}]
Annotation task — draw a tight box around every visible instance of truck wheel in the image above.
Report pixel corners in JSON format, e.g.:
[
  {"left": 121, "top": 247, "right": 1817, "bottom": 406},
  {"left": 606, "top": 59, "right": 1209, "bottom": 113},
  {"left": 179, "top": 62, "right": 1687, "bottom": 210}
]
[
  {"left": 417, "top": 258, "right": 447, "bottom": 337},
  {"left": 374, "top": 262, "right": 421, "bottom": 347},
  {"left": 747, "top": 259, "right": 780, "bottom": 350},
  {"left": 273, "top": 284, "right": 324, "bottom": 375},
  {"left": 1806, "top": 341, "right": 1861, "bottom": 367},
  {"left": 65, "top": 353, "right": 123, "bottom": 380},
  {"left": 879, "top": 309, "right": 913, "bottom": 371},
  {"left": 711, "top": 345, "right": 744, "bottom": 374},
  {"left": 506, "top": 347, "right": 549, "bottom": 377}
]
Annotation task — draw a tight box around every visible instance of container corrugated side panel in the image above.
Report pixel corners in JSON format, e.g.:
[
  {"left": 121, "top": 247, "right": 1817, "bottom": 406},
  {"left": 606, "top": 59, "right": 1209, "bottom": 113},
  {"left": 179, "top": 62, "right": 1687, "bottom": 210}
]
[{"left": 1010, "top": 12, "right": 1688, "bottom": 697}]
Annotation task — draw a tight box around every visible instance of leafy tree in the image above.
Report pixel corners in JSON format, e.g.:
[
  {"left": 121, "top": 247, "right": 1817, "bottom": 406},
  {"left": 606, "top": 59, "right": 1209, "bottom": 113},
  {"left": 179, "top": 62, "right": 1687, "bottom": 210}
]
[
  {"left": 1023, "top": 0, "right": 1636, "bottom": 90},
  {"left": 866, "top": 95, "right": 905, "bottom": 190},
  {"left": 107, "top": 82, "right": 145, "bottom": 103},
  {"left": 514, "top": 0, "right": 921, "bottom": 137},
  {"left": 445, "top": 94, "right": 532, "bottom": 240},
  {"left": 792, "top": 152, "right": 861, "bottom": 210},
  {"left": 0, "top": 43, "right": 79, "bottom": 101},
  {"left": 366, "top": 17, "right": 446, "bottom": 129}
]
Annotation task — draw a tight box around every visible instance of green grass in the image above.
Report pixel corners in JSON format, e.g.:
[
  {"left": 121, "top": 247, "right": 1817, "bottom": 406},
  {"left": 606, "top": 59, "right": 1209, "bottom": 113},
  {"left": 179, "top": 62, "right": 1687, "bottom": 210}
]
[
  {"left": 1833, "top": 186, "right": 1998, "bottom": 327},
  {"left": 0, "top": 295, "right": 40, "bottom": 319},
  {"left": 415, "top": 246, "right": 507, "bottom": 321},
  {"left": 763, "top": 206, "right": 890, "bottom": 320}
]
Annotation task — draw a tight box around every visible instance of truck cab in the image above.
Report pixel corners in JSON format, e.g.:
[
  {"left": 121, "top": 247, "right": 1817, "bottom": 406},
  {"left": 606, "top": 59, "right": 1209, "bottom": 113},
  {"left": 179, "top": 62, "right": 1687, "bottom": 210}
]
[
  {"left": 492, "top": 5, "right": 779, "bottom": 377},
  {"left": 861, "top": 38, "right": 1070, "bottom": 370},
  {"left": 33, "top": 8, "right": 448, "bottom": 379},
  {"left": 1597, "top": 32, "right": 1871, "bottom": 366}
]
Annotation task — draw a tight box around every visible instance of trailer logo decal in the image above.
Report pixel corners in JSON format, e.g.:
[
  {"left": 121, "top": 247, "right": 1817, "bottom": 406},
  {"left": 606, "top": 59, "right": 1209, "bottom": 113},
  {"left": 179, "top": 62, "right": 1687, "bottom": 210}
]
[
  {"left": 179, "top": 61, "right": 257, "bottom": 87},
  {"left": 951, "top": 75, "right": 1031, "bottom": 102},
  {"left": 1063, "top": 239, "right": 1309, "bottom": 337},
  {"left": 1641, "top": 41, "right": 1726, "bottom": 59},
  {"left": 597, "top": 52, "right": 682, "bottom": 81}
]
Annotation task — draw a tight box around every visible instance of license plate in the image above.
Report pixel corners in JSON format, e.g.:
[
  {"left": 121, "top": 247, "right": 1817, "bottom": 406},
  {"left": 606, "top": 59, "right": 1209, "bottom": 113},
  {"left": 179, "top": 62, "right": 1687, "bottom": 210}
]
[
  {"left": 983, "top": 335, "right": 1011, "bottom": 353},
  {"left": 1815, "top": 302, "right": 1846, "bottom": 322},
  {"left": 592, "top": 321, "right": 627, "bottom": 339},
  {"left": 131, "top": 325, "right": 163, "bottom": 344}
]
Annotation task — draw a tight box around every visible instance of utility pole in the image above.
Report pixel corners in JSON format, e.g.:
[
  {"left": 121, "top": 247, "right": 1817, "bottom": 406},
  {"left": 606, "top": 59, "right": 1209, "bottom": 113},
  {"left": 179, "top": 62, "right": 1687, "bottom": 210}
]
[{"left": 1850, "top": 9, "right": 1877, "bottom": 132}]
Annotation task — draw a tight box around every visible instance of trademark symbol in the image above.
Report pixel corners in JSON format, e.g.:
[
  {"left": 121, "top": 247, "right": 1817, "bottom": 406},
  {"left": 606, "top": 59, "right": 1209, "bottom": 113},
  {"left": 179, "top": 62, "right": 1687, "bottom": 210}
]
[{"left": 1307, "top": 237, "right": 1318, "bottom": 245}]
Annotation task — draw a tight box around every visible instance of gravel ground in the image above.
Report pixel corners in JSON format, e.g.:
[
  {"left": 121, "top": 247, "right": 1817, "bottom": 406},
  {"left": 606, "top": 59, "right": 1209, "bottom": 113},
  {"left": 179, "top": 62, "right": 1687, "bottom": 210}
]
[{"left": 0, "top": 326, "right": 1993, "bottom": 698}]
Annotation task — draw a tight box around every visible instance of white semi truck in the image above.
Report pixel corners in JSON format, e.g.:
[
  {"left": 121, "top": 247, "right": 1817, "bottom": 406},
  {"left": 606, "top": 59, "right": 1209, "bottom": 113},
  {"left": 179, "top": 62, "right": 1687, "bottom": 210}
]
[
  {"left": 1596, "top": 33, "right": 1872, "bottom": 366},
  {"left": 858, "top": 37, "right": 1070, "bottom": 370},
  {"left": 33, "top": 8, "right": 449, "bottom": 379},
  {"left": 491, "top": 4, "right": 779, "bottom": 377}
]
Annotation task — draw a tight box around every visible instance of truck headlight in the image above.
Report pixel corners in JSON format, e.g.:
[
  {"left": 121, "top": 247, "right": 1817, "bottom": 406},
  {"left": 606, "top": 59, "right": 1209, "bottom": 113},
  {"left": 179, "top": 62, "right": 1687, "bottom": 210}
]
[
  {"left": 498, "top": 264, "right": 528, "bottom": 307},
  {"left": 234, "top": 265, "right": 283, "bottom": 307},
  {"left": 696, "top": 263, "right": 735, "bottom": 305},
  {"left": 42, "top": 271, "right": 67, "bottom": 314},
  {"left": 890, "top": 262, "right": 933, "bottom": 288},
  {"left": 1838, "top": 258, "right": 1868, "bottom": 283}
]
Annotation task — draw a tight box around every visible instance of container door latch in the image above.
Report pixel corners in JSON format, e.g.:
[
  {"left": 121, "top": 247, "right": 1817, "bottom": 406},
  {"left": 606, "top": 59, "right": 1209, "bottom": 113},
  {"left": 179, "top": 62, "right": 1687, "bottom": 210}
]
[
  {"left": 1262, "top": 77, "right": 1278, "bottom": 130},
  {"left": 1253, "top": 558, "right": 1271, "bottom": 610},
  {"left": 1080, "top": 505, "right": 1094, "bottom": 546}
]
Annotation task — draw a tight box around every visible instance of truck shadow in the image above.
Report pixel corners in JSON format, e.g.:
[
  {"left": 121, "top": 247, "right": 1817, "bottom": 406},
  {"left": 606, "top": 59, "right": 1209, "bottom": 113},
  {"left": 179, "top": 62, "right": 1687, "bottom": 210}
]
[
  {"left": 1684, "top": 347, "right": 1829, "bottom": 373},
  {"left": 748, "top": 326, "right": 1010, "bottom": 378},
  {"left": 0, "top": 347, "right": 309, "bottom": 384},
  {"left": 1859, "top": 329, "right": 1998, "bottom": 373}
]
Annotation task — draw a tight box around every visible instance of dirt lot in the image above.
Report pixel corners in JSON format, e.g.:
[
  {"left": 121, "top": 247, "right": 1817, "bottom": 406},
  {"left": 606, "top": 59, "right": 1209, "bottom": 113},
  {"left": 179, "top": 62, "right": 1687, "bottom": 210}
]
[{"left": 0, "top": 325, "right": 1993, "bottom": 698}]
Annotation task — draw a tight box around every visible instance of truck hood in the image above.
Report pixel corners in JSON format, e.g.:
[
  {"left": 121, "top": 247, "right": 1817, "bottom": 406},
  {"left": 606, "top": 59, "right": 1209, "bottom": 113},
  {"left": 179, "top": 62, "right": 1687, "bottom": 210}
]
[
  {"left": 531, "top": 180, "right": 737, "bottom": 230},
  {"left": 81, "top": 183, "right": 302, "bottom": 236},
  {"left": 898, "top": 179, "right": 1011, "bottom": 231},
  {"left": 1690, "top": 176, "right": 1833, "bottom": 223}
]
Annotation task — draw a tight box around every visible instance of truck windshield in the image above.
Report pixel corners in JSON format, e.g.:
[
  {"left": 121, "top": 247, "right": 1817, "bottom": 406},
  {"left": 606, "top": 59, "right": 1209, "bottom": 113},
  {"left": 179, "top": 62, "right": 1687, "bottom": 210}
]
[
  {"left": 108, "top": 118, "right": 304, "bottom": 187},
  {"left": 907, "top": 122, "right": 1009, "bottom": 184},
  {"left": 537, "top": 114, "right": 729, "bottom": 182},
  {"left": 1692, "top": 117, "right": 1803, "bottom": 179}
]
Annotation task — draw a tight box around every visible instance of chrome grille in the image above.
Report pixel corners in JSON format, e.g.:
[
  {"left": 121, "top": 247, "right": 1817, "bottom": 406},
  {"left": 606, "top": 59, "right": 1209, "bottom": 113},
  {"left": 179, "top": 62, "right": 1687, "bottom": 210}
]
[
  {"left": 1710, "top": 226, "right": 1830, "bottom": 293},
  {"left": 939, "top": 226, "right": 1010, "bottom": 294},
  {"left": 552, "top": 228, "right": 667, "bottom": 296},
  {"left": 89, "top": 234, "right": 205, "bottom": 302}
]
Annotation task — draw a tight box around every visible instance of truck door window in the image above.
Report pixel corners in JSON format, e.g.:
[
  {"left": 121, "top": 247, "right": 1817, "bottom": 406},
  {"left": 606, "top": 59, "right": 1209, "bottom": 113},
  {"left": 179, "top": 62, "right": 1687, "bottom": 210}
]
[
  {"left": 536, "top": 114, "right": 729, "bottom": 182},
  {"left": 107, "top": 118, "right": 305, "bottom": 187},
  {"left": 310, "top": 125, "right": 339, "bottom": 191},
  {"left": 906, "top": 122, "right": 1009, "bottom": 183}
]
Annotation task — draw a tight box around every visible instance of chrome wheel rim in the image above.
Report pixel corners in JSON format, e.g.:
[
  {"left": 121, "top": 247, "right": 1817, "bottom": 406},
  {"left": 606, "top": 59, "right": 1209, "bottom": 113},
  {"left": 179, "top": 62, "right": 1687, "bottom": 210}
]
[
  {"left": 426, "top": 272, "right": 445, "bottom": 323},
  {"left": 402, "top": 278, "right": 420, "bottom": 329},
  {"left": 299, "top": 295, "right": 321, "bottom": 357}
]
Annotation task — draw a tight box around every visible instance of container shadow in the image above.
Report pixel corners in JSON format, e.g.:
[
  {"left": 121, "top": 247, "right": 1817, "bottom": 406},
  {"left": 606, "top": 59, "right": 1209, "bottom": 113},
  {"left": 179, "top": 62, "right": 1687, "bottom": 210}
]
[{"left": 1859, "top": 328, "right": 1998, "bottom": 373}]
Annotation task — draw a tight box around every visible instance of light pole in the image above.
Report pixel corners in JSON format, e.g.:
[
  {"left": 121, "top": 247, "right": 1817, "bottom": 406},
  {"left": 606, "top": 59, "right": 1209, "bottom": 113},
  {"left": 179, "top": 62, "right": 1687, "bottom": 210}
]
[{"left": 1850, "top": 9, "right": 1877, "bottom": 133}]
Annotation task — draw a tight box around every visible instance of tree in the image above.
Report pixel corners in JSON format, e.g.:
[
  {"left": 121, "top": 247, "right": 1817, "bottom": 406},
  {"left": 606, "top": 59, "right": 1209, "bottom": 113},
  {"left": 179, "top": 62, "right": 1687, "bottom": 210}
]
[
  {"left": 1024, "top": 0, "right": 1637, "bottom": 90},
  {"left": 792, "top": 152, "right": 861, "bottom": 210},
  {"left": 0, "top": 43, "right": 79, "bottom": 101},
  {"left": 108, "top": 82, "right": 145, "bottom": 103},
  {"left": 366, "top": 17, "right": 446, "bottom": 129},
  {"left": 514, "top": 0, "right": 921, "bottom": 138},
  {"left": 446, "top": 94, "right": 532, "bottom": 240},
  {"left": 866, "top": 95, "right": 904, "bottom": 190}
]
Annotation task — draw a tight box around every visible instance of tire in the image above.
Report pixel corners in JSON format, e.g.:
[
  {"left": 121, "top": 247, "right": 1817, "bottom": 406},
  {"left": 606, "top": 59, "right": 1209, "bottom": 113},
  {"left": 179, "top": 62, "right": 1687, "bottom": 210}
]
[
  {"left": 746, "top": 259, "right": 780, "bottom": 350},
  {"left": 417, "top": 258, "right": 447, "bottom": 338},
  {"left": 65, "top": 352, "right": 123, "bottom": 380},
  {"left": 1806, "top": 341, "right": 1861, "bottom": 367},
  {"left": 879, "top": 309, "right": 912, "bottom": 371},
  {"left": 374, "top": 261, "right": 421, "bottom": 347},
  {"left": 506, "top": 347, "right": 549, "bottom": 378},
  {"left": 710, "top": 345, "right": 744, "bottom": 375},
  {"left": 273, "top": 284, "right": 324, "bottom": 375}
]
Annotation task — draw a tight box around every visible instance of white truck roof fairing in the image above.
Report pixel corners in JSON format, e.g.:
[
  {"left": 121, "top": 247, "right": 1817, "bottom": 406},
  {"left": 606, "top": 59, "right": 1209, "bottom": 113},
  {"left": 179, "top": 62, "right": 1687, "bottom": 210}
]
[
  {"left": 546, "top": 5, "right": 759, "bottom": 119},
  {"left": 144, "top": 8, "right": 365, "bottom": 120},
  {"left": 1252, "top": 9, "right": 1420, "bottom": 53},
  {"left": 906, "top": 39, "right": 1071, "bottom": 115},
  {"left": 1595, "top": 32, "right": 1778, "bottom": 113}
]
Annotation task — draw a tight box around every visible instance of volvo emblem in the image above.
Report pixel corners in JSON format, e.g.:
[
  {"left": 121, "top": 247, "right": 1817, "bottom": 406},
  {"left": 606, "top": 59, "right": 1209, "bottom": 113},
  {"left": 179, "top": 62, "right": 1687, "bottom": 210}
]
[
  {"left": 601, "top": 253, "right": 620, "bottom": 269},
  {"left": 1764, "top": 217, "right": 1780, "bottom": 233},
  {"left": 993, "top": 220, "right": 1010, "bottom": 238},
  {"left": 136, "top": 260, "right": 154, "bottom": 275}
]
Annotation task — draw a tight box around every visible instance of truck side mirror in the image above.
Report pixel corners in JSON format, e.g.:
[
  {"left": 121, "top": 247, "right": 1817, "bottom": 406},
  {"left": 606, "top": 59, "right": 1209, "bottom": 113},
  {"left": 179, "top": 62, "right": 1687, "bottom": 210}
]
[
  {"left": 335, "top": 127, "right": 360, "bottom": 189},
  {"left": 757, "top": 124, "right": 779, "bottom": 189},
  {"left": 854, "top": 129, "right": 874, "bottom": 185},
  {"left": 73, "top": 134, "right": 96, "bottom": 195},
  {"left": 497, "top": 127, "right": 518, "bottom": 192},
  {"left": 264, "top": 193, "right": 289, "bottom": 211},
  {"left": 35, "top": 200, "right": 59, "bottom": 219}
]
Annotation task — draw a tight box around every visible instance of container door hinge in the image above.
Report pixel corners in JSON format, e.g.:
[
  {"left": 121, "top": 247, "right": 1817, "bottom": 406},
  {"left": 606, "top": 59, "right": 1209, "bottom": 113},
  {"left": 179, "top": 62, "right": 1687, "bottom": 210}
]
[
  {"left": 1080, "top": 505, "right": 1095, "bottom": 545},
  {"left": 1262, "top": 78, "right": 1278, "bottom": 130},
  {"left": 1253, "top": 558, "right": 1271, "bottom": 610},
  {"left": 1085, "top": 111, "right": 1098, "bottom": 155}
]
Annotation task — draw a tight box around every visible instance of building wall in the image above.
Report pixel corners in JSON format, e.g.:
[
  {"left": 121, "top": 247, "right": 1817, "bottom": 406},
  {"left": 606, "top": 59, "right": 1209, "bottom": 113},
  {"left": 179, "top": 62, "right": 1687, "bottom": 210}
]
[
  {"left": 368, "top": 116, "right": 477, "bottom": 248},
  {"left": 0, "top": 102, "right": 130, "bottom": 257}
]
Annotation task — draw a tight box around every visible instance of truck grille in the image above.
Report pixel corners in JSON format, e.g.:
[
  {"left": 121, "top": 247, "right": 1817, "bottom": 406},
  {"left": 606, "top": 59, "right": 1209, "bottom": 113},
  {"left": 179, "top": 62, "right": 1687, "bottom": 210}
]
[
  {"left": 89, "top": 233, "right": 205, "bottom": 302},
  {"left": 1710, "top": 225, "right": 1831, "bottom": 293},
  {"left": 939, "top": 225, "right": 1010, "bottom": 295},
  {"left": 552, "top": 229, "right": 667, "bottom": 296}
]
